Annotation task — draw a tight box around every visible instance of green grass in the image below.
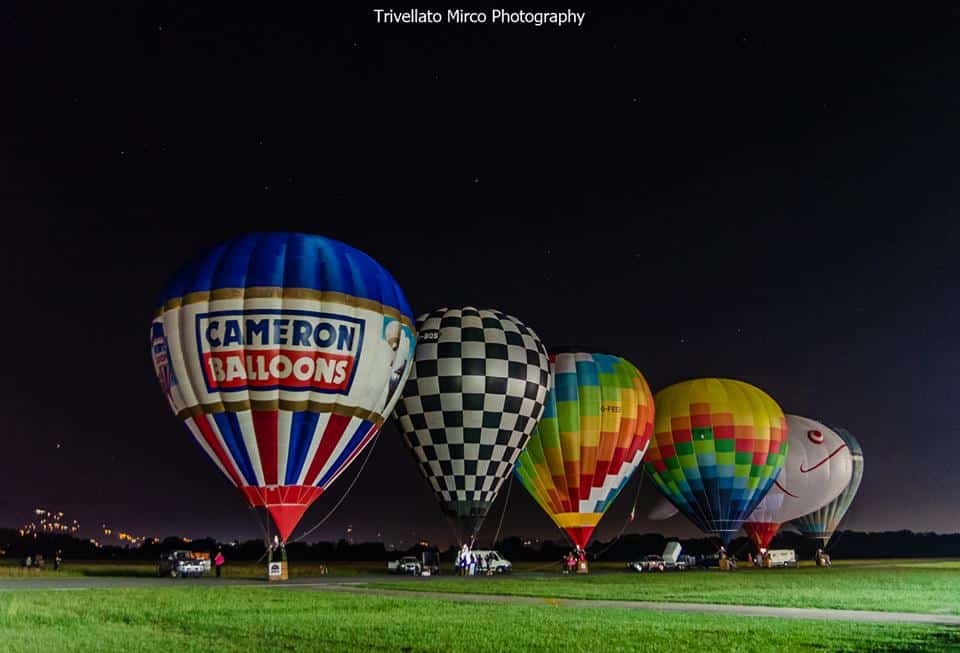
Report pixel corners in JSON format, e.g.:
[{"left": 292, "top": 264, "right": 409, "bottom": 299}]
[
  {"left": 367, "top": 559, "right": 960, "bottom": 616},
  {"left": 0, "top": 587, "right": 958, "bottom": 652}
]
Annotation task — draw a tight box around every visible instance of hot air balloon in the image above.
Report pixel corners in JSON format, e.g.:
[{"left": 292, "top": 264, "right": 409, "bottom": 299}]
[
  {"left": 644, "top": 378, "right": 788, "bottom": 545},
  {"left": 743, "top": 415, "right": 853, "bottom": 554},
  {"left": 647, "top": 496, "right": 679, "bottom": 521},
  {"left": 513, "top": 352, "right": 654, "bottom": 549},
  {"left": 393, "top": 307, "right": 550, "bottom": 545},
  {"left": 150, "top": 232, "right": 415, "bottom": 544},
  {"left": 791, "top": 427, "right": 864, "bottom": 546}
]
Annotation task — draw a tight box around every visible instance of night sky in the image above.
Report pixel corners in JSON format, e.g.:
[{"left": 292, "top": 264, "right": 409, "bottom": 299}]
[{"left": 3, "top": 4, "right": 958, "bottom": 547}]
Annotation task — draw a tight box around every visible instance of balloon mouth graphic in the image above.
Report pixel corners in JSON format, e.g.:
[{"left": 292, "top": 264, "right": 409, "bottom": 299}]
[
  {"left": 774, "top": 479, "right": 798, "bottom": 498},
  {"left": 799, "top": 444, "right": 848, "bottom": 474}
]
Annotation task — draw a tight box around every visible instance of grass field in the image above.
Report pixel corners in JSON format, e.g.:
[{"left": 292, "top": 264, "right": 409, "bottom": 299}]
[
  {"left": 1, "top": 586, "right": 958, "bottom": 652},
  {"left": 367, "top": 559, "right": 960, "bottom": 616}
]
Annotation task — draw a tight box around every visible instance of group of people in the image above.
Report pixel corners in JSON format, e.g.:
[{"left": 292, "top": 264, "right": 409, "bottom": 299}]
[
  {"left": 455, "top": 544, "right": 494, "bottom": 576},
  {"left": 718, "top": 546, "right": 738, "bottom": 570},
  {"left": 561, "top": 547, "right": 586, "bottom": 574},
  {"left": 21, "top": 550, "right": 62, "bottom": 571}
]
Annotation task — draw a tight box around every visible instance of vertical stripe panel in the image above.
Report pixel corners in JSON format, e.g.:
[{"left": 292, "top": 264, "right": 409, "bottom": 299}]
[
  {"left": 318, "top": 421, "right": 378, "bottom": 489},
  {"left": 303, "top": 413, "right": 351, "bottom": 485},
  {"left": 211, "top": 412, "right": 258, "bottom": 486},
  {"left": 233, "top": 410, "right": 265, "bottom": 486},
  {"left": 277, "top": 410, "right": 293, "bottom": 487},
  {"left": 286, "top": 411, "right": 320, "bottom": 484}
]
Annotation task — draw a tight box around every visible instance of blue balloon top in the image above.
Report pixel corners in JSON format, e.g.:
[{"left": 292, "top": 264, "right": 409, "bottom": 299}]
[{"left": 157, "top": 232, "right": 413, "bottom": 320}]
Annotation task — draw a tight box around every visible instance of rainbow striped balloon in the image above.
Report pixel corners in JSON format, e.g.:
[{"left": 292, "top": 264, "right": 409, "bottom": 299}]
[
  {"left": 645, "top": 378, "right": 788, "bottom": 545},
  {"left": 514, "top": 352, "right": 654, "bottom": 548}
]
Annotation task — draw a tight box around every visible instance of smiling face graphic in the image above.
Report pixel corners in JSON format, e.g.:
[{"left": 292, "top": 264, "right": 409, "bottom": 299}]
[{"left": 751, "top": 414, "right": 854, "bottom": 524}]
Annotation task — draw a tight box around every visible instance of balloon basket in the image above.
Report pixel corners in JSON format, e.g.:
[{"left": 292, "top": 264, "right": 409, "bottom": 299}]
[
  {"left": 268, "top": 560, "right": 288, "bottom": 581},
  {"left": 576, "top": 561, "right": 589, "bottom": 574}
]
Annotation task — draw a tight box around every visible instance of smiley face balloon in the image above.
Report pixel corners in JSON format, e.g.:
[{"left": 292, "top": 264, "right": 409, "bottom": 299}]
[{"left": 743, "top": 414, "right": 854, "bottom": 552}]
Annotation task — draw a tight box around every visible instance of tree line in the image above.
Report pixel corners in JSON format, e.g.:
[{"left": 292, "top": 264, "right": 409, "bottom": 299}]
[{"left": 2, "top": 528, "right": 959, "bottom": 563}]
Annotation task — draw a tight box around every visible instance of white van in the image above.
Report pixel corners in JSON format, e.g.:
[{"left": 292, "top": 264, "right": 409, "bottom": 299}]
[
  {"left": 764, "top": 549, "right": 798, "bottom": 568},
  {"left": 456, "top": 550, "right": 513, "bottom": 574}
]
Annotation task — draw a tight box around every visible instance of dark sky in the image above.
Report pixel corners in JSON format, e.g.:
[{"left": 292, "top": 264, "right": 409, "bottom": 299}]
[{"left": 2, "top": 4, "right": 958, "bottom": 547}]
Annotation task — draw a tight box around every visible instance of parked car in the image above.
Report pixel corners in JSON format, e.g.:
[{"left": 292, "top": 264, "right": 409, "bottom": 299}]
[
  {"left": 158, "top": 550, "right": 208, "bottom": 578},
  {"left": 387, "top": 556, "right": 422, "bottom": 575},
  {"left": 697, "top": 553, "right": 721, "bottom": 569},
  {"left": 630, "top": 554, "right": 667, "bottom": 572}
]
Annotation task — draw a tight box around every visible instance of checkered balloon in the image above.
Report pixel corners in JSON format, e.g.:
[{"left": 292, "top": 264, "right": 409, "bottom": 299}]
[{"left": 393, "top": 307, "right": 550, "bottom": 545}]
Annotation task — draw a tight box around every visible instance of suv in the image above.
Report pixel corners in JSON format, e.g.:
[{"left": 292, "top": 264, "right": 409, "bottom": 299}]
[
  {"left": 387, "top": 556, "right": 422, "bottom": 575},
  {"left": 158, "top": 550, "right": 207, "bottom": 578}
]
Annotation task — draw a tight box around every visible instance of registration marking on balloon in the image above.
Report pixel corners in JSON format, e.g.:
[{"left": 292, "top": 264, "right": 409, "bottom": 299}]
[{"left": 197, "top": 309, "right": 365, "bottom": 393}]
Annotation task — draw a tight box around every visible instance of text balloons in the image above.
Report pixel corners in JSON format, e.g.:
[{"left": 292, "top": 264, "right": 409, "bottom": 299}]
[{"left": 151, "top": 232, "right": 415, "bottom": 541}]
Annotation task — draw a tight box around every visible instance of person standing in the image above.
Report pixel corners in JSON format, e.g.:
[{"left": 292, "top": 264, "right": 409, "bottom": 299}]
[{"left": 214, "top": 549, "right": 225, "bottom": 578}]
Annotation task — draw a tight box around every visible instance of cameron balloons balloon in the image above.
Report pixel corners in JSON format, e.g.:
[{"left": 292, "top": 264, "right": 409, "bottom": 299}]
[
  {"left": 645, "top": 378, "right": 788, "bottom": 545},
  {"left": 743, "top": 415, "right": 853, "bottom": 553},
  {"left": 791, "top": 427, "right": 864, "bottom": 546},
  {"left": 394, "top": 307, "right": 550, "bottom": 545},
  {"left": 150, "top": 233, "right": 415, "bottom": 542},
  {"left": 514, "top": 352, "right": 654, "bottom": 548}
]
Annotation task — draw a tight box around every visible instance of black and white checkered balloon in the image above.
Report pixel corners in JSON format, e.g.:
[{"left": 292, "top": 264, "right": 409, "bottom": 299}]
[{"left": 394, "top": 306, "right": 550, "bottom": 545}]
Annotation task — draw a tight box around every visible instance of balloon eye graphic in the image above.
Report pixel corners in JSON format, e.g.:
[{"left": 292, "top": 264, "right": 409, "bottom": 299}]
[{"left": 808, "top": 430, "right": 824, "bottom": 444}]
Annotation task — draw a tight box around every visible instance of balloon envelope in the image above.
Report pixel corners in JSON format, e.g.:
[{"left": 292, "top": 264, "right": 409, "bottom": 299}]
[
  {"left": 393, "top": 307, "right": 550, "bottom": 545},
  {"left": 150, "top": 232, "right": 415, "bottom": 541},
  {"left": 514, "top": 352, "right": 655, "bottom": 548},
  {"left": 791, "top": 427, "right": 864, "bottom": 545},
  {"left": 644, "top": 378, "right": 788, "bottom": 545},
  {"left": 648, "top": 496, "right": 679, "bottom": 521},
  {"left": 744, "top": 414, "right": 853, "bottom": 552}
]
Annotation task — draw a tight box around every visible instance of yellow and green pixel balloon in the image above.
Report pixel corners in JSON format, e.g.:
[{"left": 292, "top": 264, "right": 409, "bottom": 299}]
[
  {"left": 514, "top": 352, "right": 655, "bottom": 548},
  {"left": 644, "top": 378, "right": 788, "bottom": 545}
]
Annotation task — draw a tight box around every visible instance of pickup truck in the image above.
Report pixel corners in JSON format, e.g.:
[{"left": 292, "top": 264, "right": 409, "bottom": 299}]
[
  {"left": 628, "top": 542, "right": 695, "bottom": 572},
  {"left": 158, "top": 550, "right": 208, "bottom": 578}
]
